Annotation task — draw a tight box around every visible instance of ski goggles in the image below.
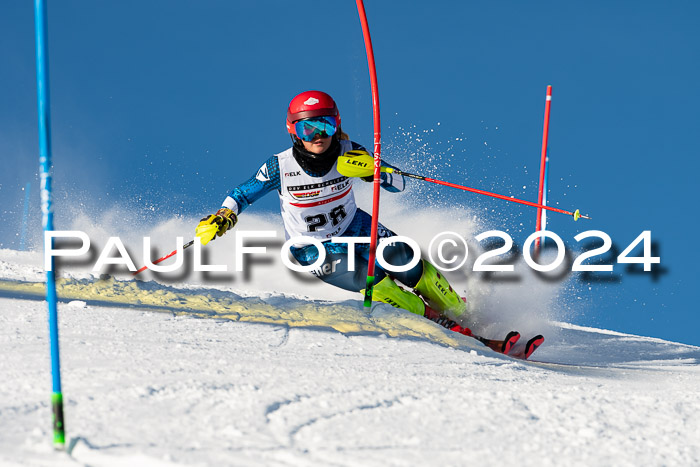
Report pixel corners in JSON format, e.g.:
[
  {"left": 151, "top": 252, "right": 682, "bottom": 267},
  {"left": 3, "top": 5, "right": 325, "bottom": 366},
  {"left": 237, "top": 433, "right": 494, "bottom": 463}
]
[{"left": 294, "top": 116, "right": 338, "bottom": 142}]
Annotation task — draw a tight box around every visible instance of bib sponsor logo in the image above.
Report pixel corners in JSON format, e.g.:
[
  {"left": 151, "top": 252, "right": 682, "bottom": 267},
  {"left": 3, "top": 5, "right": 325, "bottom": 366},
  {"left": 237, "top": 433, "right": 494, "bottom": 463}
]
[
  {"left": 293, "top": 190, "right": 322, "bottom": 199},
  {"left": 331, "top": 180, "right": 350, "bottom": 192},
  {"left": 284, "top": 171, "right": 301, "bottom": 177},
  {"left": 325, "top": 225, "right": 344, "bottom": 238},
  {"left": 287, "top": 176, "right": 348, "bottom": 192}
]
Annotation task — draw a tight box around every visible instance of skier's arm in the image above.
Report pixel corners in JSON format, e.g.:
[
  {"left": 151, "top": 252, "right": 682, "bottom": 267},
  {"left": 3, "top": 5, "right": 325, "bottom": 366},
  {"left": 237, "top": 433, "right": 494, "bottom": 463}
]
[
  {"left": 376, "top": 160, "right": 405, "bottom": 193},
  {"left": 221, "top": 155, "right": 281, "bottom": 214},
  {"left": 347, "top": 143, "right": 405, "bottom": 193},
  {"left": 196, "top": 155, "right": 280, "bottom": 245}
]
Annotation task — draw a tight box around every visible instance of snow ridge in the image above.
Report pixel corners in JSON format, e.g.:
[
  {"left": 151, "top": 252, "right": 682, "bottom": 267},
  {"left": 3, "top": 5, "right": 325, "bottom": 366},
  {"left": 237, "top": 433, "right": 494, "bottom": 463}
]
[{"left": 1, "top": 251, "right": 699, "bottom": 466}]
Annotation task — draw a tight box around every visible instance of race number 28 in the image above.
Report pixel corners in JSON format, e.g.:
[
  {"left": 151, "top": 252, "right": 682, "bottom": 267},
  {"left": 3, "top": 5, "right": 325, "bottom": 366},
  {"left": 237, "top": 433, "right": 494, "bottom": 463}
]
[{"left": 304, "top": 206, "right": 347, "bottom": 232}]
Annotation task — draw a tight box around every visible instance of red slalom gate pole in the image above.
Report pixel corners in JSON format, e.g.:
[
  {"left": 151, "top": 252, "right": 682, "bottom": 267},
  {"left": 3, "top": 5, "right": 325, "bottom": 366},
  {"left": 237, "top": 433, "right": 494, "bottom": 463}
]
[
  {"left": 535, "top": 85, "right": 552, "bottom": 254},
  {"left": 356, "top": 0, "right": 382, "bottom": 308}
]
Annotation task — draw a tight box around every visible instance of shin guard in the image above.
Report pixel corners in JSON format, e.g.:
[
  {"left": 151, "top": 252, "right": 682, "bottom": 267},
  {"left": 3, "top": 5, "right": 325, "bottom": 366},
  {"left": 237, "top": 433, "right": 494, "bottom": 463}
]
[
  {"left": 365, "top": 277, "right": 426, "bottom": 316},
  {"left": 414, "top": 260, "right": 468, "bottom": 319}
]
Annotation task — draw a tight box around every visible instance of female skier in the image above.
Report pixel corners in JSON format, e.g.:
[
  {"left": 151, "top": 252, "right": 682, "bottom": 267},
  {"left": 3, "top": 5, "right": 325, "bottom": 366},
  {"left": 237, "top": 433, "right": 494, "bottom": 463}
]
[{"left": 195, "top": 90, "right": 470, "bottom": 329}]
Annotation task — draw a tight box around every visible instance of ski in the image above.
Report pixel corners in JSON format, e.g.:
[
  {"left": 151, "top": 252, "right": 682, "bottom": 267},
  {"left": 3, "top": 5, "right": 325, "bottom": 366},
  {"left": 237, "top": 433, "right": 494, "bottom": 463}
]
[
  {"left": 425, "top": 311, "right": 473, "bottom": 337},
  {"left": 423, "top": 301, "right": 543, "bottom": 359},
  {"left": 475, "top": 331, "right": 521, "bottom": 355},
  {"left": 508, "top": 335, "right": 545, "bottom": 360},
  {"left": 434, "top": 315, "right": 543, "bottom": 360},
  {"left": 424, "top": 305, "right": 522, "bottom": 355}
]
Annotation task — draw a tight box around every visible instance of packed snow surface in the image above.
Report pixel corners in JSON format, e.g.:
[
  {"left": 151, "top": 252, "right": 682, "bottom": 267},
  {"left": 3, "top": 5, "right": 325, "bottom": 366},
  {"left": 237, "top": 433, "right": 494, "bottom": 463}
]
[{"left": 1, "top": 248, "right": 699, "bottom": 467}]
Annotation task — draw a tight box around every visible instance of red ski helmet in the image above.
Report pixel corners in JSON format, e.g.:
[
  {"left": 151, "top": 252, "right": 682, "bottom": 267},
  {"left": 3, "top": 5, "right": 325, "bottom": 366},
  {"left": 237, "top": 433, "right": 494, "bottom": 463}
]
[{"left": 286, "top": 90, "right": 341, "bottom": 138}]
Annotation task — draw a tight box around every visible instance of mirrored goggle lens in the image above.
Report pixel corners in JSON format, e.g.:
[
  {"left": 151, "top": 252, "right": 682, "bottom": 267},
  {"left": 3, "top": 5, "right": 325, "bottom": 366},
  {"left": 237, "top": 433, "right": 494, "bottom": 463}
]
[{"left": 295, "top": 116, "right": 337, "bottom": 142}]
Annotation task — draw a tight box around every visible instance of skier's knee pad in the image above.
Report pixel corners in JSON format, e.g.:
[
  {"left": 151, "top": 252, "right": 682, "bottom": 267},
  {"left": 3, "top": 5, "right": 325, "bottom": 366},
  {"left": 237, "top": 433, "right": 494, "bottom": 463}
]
[
  {"left": 414, "top": 260, "right": 467, "bottom": 319},
  {"left": 367, "top": 277, "right": 426, "bottom": 316}
]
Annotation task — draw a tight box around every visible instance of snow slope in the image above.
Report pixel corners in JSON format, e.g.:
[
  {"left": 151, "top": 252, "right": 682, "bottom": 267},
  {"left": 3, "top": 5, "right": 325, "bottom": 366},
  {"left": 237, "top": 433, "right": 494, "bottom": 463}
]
[{"left": 1, "top": 249, "right": 699, "bottom": 467}]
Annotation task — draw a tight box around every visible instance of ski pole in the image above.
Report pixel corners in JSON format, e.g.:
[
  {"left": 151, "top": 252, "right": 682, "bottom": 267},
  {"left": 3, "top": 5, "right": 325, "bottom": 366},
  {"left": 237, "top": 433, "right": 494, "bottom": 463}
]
[
  {"left": 388, "top": 167, "right": 589, "bottom": 220},
  {"left": 132, "top": 239, "right": 195, "bottom": 276},
  {"left": 337, "top": 154, "right": 591, "bottom": 221}
]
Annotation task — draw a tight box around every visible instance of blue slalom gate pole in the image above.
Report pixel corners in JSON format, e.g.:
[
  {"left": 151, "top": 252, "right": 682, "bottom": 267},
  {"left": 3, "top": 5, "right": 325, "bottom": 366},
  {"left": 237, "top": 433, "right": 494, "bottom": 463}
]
[
  {"left": 34, "top": 0, "right": 65, "bottom": 449},
  {"left": 20, "top": 182, "right": 31, "bottom": 250}
]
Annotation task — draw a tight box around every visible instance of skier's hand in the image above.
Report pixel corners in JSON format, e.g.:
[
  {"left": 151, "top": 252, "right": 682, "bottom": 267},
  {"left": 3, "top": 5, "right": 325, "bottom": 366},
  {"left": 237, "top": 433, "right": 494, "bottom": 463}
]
[
  {"left": 339, "top": 150, "right": 388, "bottom": 182},
  {"left": 195, "top": 208, "right": 237, "bottom": 246},
  {"left": 338, "top": 150, "right": 375, "bottom": 179}
]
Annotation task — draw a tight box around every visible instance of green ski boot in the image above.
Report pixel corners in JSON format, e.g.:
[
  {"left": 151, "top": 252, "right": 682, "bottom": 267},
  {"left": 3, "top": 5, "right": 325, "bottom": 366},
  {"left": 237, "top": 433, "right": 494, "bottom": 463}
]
[
  {"left": 363, "top": 276, "right": 426, "bottom": 316},
  {"left": 414, "top": 260, "right": 468, "bottom": 319}
]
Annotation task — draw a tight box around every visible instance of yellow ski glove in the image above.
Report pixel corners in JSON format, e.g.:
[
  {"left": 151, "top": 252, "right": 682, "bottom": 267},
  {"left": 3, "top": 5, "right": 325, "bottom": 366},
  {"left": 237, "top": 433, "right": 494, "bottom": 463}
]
[
  {"left": 195, "top": 208, "right": 237, "bottom": 245},
  {"left": 337, "top": 150, "right": 391, "bottom": 182},
  {"left": 337, "top": 150, "right": 375, "bottom": 179}
]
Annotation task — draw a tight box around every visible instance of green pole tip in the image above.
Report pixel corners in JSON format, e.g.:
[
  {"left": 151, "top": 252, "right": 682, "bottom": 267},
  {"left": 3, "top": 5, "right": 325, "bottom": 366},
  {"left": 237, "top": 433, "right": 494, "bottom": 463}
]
[
  {"left": 51, "top": 392, "right": 65, "bottom": 449},
  {"left": 363, "top": 276, "right": 375, "bottom": 307},
  {"left": 53, "top": 435, "right": 65, "bottom": 450}
]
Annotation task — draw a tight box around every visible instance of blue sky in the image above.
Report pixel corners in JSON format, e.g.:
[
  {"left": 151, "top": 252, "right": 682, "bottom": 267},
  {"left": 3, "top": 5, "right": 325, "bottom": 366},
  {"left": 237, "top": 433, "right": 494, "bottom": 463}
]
[{"left": 1, "top": 1, "right": 699, "bottom": 345}]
